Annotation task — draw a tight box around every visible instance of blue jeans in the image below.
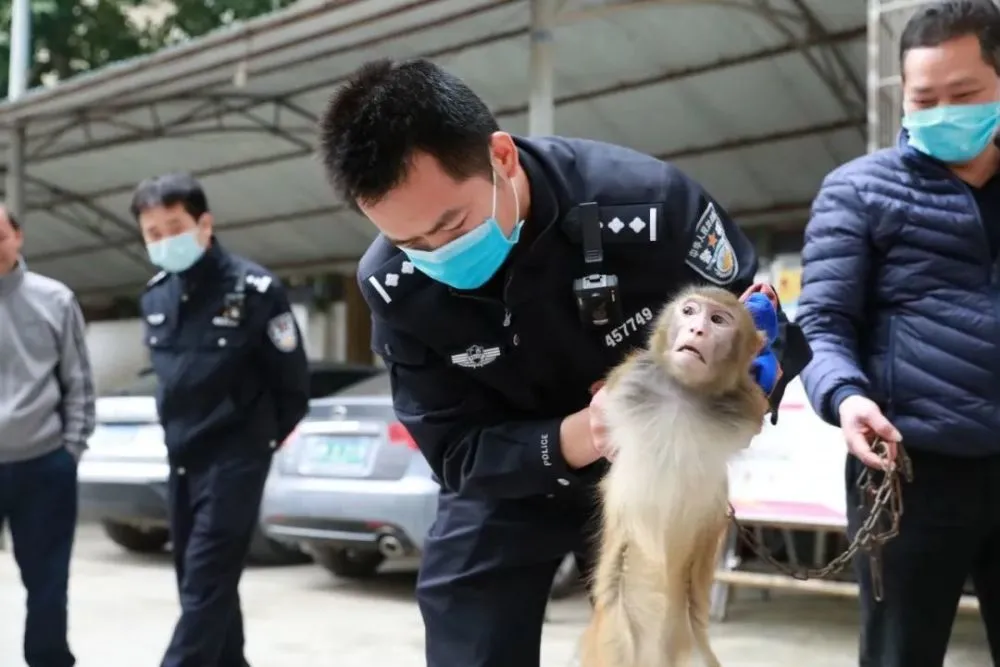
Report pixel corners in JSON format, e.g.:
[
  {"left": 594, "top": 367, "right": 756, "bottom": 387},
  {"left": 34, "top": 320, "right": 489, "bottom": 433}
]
[{"left": 0, "top": 447, "right": 78, "bottom": 667}]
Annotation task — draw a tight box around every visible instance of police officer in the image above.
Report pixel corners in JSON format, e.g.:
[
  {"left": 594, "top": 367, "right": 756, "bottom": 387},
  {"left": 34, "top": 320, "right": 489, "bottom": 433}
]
[
  {"left": 131, "top": 172, "right": 310, "bottom": 667},
  {"left": 319, "top": 59, "right": 808, "bottom": 667}
]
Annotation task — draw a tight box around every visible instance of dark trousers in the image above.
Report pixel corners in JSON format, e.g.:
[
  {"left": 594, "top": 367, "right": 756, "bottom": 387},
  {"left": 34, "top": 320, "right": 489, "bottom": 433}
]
[
  {"left": 417, "top": 490, "right": 597, "bottom": 667},
  {"left": 160, "top": 454, "right": 270, "bottom": 667},
  {"left": 847, "top": 449, "right": 1000, "bottom": 667},
  {"left": 0, "top": 447, "right": 78, "bottom": 667}
]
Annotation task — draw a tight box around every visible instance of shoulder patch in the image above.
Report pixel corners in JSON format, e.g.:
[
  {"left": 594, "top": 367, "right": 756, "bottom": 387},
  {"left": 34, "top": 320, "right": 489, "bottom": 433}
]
[
  {"left": 146, "top": 271, "right": 168, "bottom": 288},
  {"left": 267, "top": 312, "right": 299, "bottom": 353},
  {"left": 684, "top": 202, "right": 738, "bottom": 285},
  {"left": 246, "top": 273, "right": 273, "bottom": 294}
]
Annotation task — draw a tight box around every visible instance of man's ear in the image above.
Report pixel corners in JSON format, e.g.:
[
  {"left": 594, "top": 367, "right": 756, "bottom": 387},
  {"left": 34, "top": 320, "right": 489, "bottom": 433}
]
[
  {"left": 197, "top": 213, "right": 214, "bottom": 243},
  {"left": 490, "top": 131, "right": 519, "bottom": 179}
]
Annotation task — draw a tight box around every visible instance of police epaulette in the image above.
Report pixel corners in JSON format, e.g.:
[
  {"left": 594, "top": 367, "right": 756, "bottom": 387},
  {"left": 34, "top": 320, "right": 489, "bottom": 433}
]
[
  {"left": 561, "top": 203, "right": 665, "bottom": 245},
  {"left": 146, "top": 271, "right": 168, "bottom": 289},
  {"left": 245, "top": 272, "right": 273, "bottom": 294},
  {"left": 360, "top": 253, "right": 427, "bottom": 307}
]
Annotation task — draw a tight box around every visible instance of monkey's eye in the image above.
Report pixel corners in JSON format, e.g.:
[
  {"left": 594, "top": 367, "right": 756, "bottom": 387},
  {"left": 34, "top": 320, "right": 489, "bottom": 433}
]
[
  {"left": 681, "top": 304, "right": 696, "bottom": 316},
  {"left": 710, "top": 313, "right": 729, "bottom": 325}
]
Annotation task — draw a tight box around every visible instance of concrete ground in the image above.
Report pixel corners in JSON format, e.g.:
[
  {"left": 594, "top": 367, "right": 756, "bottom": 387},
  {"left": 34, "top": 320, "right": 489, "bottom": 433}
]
[{"left": 0, "top": 524, "right": 991, "bottom": 666}]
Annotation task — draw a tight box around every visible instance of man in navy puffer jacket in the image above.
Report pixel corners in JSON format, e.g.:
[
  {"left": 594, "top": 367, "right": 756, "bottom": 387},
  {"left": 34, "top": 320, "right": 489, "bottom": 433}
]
[{"left": 797, "top": 3, "right": 1000, "bottom": 666}]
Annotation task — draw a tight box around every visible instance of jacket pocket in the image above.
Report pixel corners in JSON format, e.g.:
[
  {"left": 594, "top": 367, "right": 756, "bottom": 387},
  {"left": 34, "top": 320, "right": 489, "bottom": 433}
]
[{"left": 882, "top": 316, "right": 898, "bottom": 418}]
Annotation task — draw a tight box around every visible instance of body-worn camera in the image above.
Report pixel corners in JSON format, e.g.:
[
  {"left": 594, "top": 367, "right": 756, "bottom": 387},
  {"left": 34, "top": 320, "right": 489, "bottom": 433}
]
[{"left": 572, "top": 202, "right": 623, "bottom": 329}]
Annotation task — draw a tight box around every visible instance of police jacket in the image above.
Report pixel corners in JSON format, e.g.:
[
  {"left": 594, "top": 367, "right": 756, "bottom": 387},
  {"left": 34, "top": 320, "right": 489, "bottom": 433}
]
[
  {"left": 798, "top": 130, "right": 1000, "bottom": 457},
  {"left": 358, "top": 136, "right": 808, "bottom": 501},
  {"left": 141, "top": 239, "right": 310, "bottom": 465}
]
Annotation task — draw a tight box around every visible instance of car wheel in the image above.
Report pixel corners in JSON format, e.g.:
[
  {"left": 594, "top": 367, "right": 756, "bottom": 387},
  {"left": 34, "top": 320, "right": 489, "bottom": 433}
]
[
  {"left": 313, "top": 547, "right": 385, "bottom": 579},
  {"left": 101, "top": 520, "right": 169, "bottom": 554},
  {"left": 247, "top": 527, "right": 312, "bottom": 566}
]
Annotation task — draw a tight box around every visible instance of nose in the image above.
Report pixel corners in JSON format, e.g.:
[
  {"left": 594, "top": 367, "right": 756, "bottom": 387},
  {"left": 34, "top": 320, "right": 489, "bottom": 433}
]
[{"left": 687, "top": 318, "right": 706, "bottom": 336}]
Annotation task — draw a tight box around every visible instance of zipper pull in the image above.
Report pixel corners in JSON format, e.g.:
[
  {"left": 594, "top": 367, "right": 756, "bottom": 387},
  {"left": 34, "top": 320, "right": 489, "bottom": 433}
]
[{"left": 503, "top": 310, "right": 511, "bottom": 327}]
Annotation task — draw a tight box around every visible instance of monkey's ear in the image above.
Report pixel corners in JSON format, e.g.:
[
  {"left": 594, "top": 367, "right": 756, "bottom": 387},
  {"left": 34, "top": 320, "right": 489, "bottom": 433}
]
[{"left": 755, "top": 330, "right": 768, "bottom": 353}]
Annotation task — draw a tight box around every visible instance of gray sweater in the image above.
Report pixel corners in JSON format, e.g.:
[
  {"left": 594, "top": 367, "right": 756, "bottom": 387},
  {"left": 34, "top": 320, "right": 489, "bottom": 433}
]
[{"left": 0, "top": 258, "right": 96, "bottom": 463}]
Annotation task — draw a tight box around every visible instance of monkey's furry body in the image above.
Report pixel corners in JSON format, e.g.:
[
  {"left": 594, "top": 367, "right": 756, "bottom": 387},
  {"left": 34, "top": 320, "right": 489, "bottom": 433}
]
[{"left": 580, "top": 289, "right": 769, "bottom": 667}]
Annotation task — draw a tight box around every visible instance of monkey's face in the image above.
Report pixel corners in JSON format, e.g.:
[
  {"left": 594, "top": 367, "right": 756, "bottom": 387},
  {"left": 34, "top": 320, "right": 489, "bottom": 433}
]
[{"left": 666, "top": 296, "right": 748, "bottom": 388}]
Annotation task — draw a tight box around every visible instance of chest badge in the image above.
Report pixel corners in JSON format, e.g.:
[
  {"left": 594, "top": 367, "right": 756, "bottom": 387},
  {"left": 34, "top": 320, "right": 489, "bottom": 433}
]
[
  {"left": 213, "top": 292, "right": 245, "bottom": 328},
  {"left": 450, "top": 344, "right": 502, "bottom": 369},
  {"left": 146, "top": 313, "right": 165, "bottom": 326}
]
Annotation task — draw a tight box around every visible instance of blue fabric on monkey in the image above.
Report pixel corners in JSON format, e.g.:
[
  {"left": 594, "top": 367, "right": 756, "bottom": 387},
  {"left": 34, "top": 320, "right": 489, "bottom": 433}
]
[{"left": 744, "top": 292, "right": 780, "bottom": 396}]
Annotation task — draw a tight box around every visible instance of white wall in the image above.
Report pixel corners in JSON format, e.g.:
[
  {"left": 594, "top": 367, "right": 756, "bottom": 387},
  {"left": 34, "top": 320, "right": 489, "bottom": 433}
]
[{"left": 85, "top": 305, "right": 346, "bottom": 394}]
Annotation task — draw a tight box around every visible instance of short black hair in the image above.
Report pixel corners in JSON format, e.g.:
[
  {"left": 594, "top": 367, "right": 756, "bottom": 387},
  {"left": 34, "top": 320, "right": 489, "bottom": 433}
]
[
  {"left": 130, "top": 172, "right": 210, "bottom": 221},
  {"left": 319, "top": 58, "right": 499, "bottom": 208},
  {"left": 900, "top": 0, "right": 1000, "bottom": 74}
]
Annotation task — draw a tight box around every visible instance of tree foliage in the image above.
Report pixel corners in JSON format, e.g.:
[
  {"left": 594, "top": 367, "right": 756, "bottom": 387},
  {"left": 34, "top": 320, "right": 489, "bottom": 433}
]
[{"left": 0, "top": 0, "right": 297, "bottom": 101}]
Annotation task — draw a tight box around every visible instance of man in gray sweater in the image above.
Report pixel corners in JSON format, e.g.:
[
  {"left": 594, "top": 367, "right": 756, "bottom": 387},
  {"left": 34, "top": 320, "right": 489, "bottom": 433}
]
[{"left": 0, "top": 205, "right": 96, "bottom": 667}]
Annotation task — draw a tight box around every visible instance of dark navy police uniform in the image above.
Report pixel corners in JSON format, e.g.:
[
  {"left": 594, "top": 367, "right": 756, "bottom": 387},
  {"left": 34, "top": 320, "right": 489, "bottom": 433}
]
[
  {"left": 358, "top": 136, "right": 808, "bottom": 667},
  {"left": 141, "top": 239, "right": 309, "bottom": 667}
]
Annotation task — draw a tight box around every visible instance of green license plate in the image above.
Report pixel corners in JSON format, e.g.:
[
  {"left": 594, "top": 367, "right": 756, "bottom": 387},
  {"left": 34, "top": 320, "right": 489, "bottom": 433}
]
[{"left": 301, "top": 435, "right": 371, "bottom": 469}]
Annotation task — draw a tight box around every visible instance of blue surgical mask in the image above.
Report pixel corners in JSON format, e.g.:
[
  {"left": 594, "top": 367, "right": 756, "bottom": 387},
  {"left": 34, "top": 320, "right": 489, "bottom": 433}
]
[
  {"left": 146, "top": 230, "right": 206, "bottom": 273},
  {"left": 903, "top": 101, "right": 1000, "bottom": 163},
  {"left": 402, "top": 169, "right": 523, "bottom": 290}
]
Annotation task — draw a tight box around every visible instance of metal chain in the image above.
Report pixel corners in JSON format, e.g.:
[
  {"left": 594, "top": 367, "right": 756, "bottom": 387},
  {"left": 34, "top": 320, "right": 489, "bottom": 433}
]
[{"left": 726, "top": 438, "right": 913, "bottom": 601}]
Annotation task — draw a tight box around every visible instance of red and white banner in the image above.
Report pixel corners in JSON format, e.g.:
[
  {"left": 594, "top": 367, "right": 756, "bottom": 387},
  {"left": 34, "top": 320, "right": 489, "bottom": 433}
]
[{"left": 728, "top": 380, "right": 848, "bottom": 529}]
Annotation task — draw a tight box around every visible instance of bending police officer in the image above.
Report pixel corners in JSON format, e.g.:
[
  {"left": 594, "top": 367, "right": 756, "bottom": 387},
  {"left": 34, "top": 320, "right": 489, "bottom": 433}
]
[
  {"left": 132, "top": 173, "right": 310, "bottom": 667},
  {"left": 319, "top": 58, "right": 809, "bottom": 667}
]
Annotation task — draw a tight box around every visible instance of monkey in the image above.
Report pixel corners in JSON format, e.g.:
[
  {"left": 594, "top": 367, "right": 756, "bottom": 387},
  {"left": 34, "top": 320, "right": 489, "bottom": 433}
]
[{"left": 579, "top": 286, "right": 771, "bottom": 667}]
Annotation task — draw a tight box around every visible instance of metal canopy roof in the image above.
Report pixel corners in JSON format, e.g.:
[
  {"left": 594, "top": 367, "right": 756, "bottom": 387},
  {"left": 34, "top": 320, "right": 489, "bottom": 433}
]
[{"left": 0, "top": 0, "right": 868, "bottom": 304}]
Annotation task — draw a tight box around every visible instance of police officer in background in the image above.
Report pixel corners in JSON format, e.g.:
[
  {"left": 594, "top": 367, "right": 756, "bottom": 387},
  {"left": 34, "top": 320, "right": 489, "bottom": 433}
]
[
  {"left": 131, "top": 172, "right": 310, "bottom": 667},
  {"left": 319, "top": 58, "right": 809, "bottom": 667}
]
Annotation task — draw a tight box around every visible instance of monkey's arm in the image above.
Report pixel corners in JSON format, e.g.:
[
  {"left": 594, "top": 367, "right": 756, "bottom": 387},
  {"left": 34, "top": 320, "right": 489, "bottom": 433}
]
[
  {"left": 371, "top": 317, "right": 586, "bottom": 500},
  {"left": 794, "top": 175, "right": 873, "bottom": 426}
]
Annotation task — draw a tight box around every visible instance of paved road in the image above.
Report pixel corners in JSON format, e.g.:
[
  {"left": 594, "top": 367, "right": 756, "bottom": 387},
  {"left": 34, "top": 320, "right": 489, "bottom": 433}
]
[{"left": 0, "top": 524, "right": 990, "bottom": 666}]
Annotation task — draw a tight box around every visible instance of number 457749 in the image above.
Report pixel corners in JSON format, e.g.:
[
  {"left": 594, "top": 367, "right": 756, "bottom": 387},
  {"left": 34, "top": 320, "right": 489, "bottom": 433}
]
[{"left": 605, "top": 307, "right": 654, "bottom": 348}]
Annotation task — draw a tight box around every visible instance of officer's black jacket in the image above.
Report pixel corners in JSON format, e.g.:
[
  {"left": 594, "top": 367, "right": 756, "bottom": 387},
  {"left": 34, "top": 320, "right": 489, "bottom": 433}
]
[
  {"left": 141, "top": 239, "right": 310, "bottom": 465},
  {"left": 358, "top": 136, "right": 809, "bottom": 501}
]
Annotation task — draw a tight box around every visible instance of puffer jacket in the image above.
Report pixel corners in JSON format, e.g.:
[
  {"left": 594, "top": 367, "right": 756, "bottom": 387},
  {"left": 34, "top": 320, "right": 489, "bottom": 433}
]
[{"left": 797, "top": 131, "right": 1000, "bottom": 457}]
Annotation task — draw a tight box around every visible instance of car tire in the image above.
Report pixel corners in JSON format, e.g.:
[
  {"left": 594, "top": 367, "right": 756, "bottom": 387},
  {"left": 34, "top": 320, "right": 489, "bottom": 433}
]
[
  {"left": 313, "top": 547, "right": 385, "bottom": 579},
  {"left": 101, "top": 520, "right": 170, "bottom": 554},
  {"left": 247, "top": 527, "right": 312, "bottom": 566}
]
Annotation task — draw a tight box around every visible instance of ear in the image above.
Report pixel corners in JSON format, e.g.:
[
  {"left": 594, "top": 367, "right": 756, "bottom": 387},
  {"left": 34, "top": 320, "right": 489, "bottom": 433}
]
[
  {"left": 490, "top": 131, "right": 519, "bottom": 179},
  {"left": 197, "top": 213, "right": 214, "bottom": 243},
  {"left": 755, "top": 330, "right": 768, "bottom": 352}
]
